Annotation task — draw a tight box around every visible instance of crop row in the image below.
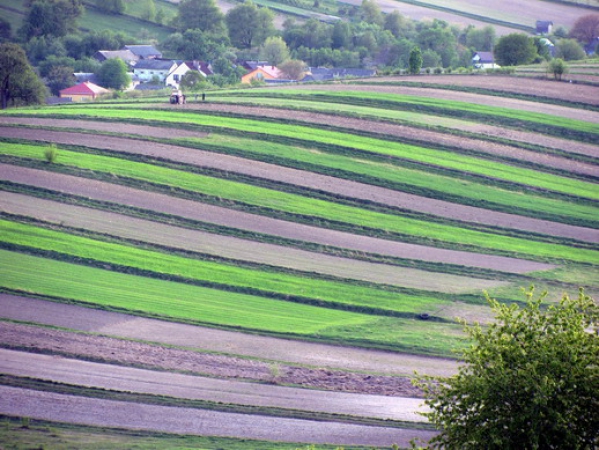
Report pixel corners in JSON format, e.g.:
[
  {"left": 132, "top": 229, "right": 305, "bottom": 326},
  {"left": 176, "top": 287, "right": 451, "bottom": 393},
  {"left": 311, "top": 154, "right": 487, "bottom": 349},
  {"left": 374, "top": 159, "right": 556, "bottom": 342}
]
[
  {"left": 6, "top": 108, "right": 597, "bottom": 202},
  {"left": 4, "top": 141, "right": 598, "bottom": 264},
  {"left": 1, "top": 249, "right": 465, "bottom": 355},
  {"left": 0, "top": 219, "right": 457, "bottom": 316}
]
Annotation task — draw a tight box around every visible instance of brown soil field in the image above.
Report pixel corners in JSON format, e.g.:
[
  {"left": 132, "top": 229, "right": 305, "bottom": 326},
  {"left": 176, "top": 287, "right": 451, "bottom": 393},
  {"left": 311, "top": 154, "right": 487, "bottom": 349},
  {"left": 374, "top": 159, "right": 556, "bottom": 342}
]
[
  {"left": 0, "top": 295, "right": 459, "bottom": 378},
  {"left": 0, "top": 164, "right": 554, "bottom": 275},
  {"left": 1, "top": 125, "right": 596, "bottom": 243},
  {"left": 365, "top": 75, "right": 599, "bottom": 107},
  {"left": 283, "top": 83, "right": 599, "bottom": 123}
]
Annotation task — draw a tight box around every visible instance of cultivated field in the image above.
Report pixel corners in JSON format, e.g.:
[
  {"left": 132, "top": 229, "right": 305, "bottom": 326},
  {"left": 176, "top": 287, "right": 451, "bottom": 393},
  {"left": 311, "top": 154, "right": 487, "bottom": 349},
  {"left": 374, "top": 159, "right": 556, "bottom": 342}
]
[{"left": 0, "top": 75, "right": 597, "bottom": 448}]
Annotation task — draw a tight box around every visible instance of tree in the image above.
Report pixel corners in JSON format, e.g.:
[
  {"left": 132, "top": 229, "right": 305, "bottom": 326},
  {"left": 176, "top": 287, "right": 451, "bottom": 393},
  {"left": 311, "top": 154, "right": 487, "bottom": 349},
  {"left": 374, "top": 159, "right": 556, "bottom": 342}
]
[
  {"left": 569, "top": 14, "right": 599, "bottom": 45},
  {"left": 556, "top": 38, "right": 587, "bottom": 61},
  {"left": 141, "top": 0, "right": 156, "bottom": 21},
  {"left": 19, "top": 0, "right": 84, "bottom": 39},
  {"left": 226, "top": 2, "right": 274, "bottom": 49},
  {"left": 360, "top": 0, "right": 383, "bottom": 26},
  {"left": 179, "top": 70, "right": 206, "bottom": 91},
  {"left": 413, "top": 288, "right": 599, "bottom": 450},
  {"left": 46, "top": 65, "right": 75, "bottom": 96},
  {"left": 464, "top": 25, "right": 496, "bottom": 52},
  {"left": 260, "top": 36, "right": 290, "bottom": 66},
  {"left": 0, "top": 43, "right": 46, "bottom": 109},
  {"left": 384, "top": 11, "right": 413, "bottom": 39},
  {"left": 162, "top": 29, "right": 229, "bottom": 61},
  {"left": 494, "top": 33, "right": 537, "bottom": 66},
  {"left": 96, "top": 58, "right": 130, "bottom": 90},
  {"left": 279, "top": 59, "right": 306, "bottom": 80},
  {"left": 95, "top": 0, "right": 125, "bottom": 14},
  {"left": 175, "top": 0, "right": 226, "bottom": 36},
  {"left": 408, "top": 46, "right": 422, "bottom": 74},
  {"left": 548, "top": 58, "right": 568, "bottom": 81}
]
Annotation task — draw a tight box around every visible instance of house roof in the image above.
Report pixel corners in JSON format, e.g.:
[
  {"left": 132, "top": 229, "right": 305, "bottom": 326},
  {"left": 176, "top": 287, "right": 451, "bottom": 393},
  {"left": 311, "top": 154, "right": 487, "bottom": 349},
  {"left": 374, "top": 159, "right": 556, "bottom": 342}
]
[
  {"left": 472, "top": 51, "right": 495, "bottom": 63},
  {"left": 185, "top": 61, "right": 214, "bottom": 76},
  {"left": 240, "top": 60, "right": 270, "bottom": 71},
  {"left": 96, "top": 50, "right": 138, "bottom": 62},
  {"left": 124, "top": 45, "right": 162, "bottom": 59},
  {"left": 134, "top": 59, "right": 177, "bottom": 71},
  {"left": 536, "top": 20, "right": 553, "bottom": 32},
  {"left": 302, "top": 67, "right": 376, "bottom": 81},
  {"left": 259, "top": 66, "right": 282, "bottom": 78},
  {"left": 60, "top": 81, "right": 110, "bottom": 96}
]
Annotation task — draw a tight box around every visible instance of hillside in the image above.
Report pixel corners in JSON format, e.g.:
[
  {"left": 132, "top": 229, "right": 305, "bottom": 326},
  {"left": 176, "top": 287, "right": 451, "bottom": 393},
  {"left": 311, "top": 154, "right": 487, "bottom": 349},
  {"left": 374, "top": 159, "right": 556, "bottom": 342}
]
[{"left": 0, "top": 76, "right": 597, "bottom": 448}]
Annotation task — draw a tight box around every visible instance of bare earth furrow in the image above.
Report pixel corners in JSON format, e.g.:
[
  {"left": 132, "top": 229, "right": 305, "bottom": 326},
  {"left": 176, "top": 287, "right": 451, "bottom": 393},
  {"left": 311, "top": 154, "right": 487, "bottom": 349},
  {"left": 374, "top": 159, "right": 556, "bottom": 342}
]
[
  {"left": 0, "top": 164, "right": 553, "bottom": 274},
  {"left": 0, "top": 386, "right": 437, "bottom": 447},
  {"left": 1, "top": 125, "right": 596, "bottom": 243}
]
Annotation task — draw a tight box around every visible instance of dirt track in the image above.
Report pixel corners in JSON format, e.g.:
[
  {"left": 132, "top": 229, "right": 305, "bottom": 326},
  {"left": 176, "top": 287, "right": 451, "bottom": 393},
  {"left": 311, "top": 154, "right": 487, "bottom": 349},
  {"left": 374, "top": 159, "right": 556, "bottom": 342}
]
[{"left": 1, "top": 124, "right": 596, "bottom": 243}]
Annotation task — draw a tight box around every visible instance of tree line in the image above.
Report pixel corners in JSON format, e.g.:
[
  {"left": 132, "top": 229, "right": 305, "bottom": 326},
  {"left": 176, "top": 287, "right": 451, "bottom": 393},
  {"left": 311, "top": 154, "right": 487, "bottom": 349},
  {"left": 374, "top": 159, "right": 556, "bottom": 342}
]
[{"left": 1, "top": 0, "right": 598, "bottom": 107}]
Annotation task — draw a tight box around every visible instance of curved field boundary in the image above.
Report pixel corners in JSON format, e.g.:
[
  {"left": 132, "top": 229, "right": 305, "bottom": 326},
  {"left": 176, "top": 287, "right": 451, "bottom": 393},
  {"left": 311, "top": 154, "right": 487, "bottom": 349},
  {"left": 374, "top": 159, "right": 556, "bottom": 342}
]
[
  {"left": 0, "top": 386, "right": 437, "bottom": 447},
  {"left": 0, "top": 165, "right": 555, "bottom": 273},
  {"left": 189, "top": 98, "right": 599, "bottom": 162},
  {"left": 2, "top": 122, "right": 597, "bottom": 231},
  {"left": 249, "top": 86, "right": 599, "bottom": 127},
  {"left": 7, "top": 109, "right": 597, "bottom": 202},
  {"left": 1, "top": 126, "right": 595, "bottom": 243},
  {"left": 0, "top": 294, "right": 459, "bottom": 376},
  {"left": 3, "top": 150, "right": 595, "bottom": 264},
  {"left": 0, "top": 192, "right": 510, "bottom": 293}
]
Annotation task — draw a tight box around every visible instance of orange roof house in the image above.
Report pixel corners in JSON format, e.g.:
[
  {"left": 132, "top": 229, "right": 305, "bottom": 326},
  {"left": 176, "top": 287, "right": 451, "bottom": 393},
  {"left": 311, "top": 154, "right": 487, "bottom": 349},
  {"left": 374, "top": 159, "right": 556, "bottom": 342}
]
[
  {"left": 59, "top": 82, "right": 110, "bottom": 102},
  {"left": 241, "top": 66, "right": 282, "bottom": 84}
]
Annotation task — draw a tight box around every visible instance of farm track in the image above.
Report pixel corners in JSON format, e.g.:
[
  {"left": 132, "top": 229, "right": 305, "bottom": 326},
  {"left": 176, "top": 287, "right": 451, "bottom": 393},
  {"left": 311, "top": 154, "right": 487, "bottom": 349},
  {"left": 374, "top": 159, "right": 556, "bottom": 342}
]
[
  {"left": 0, "top": 295, "right": 458, "bottom": 378},
  {"left": 360, "top": 75, "right": 599, "bottom": 107},
  {"left": 0, "top": 164, "right": 554, "bottom": 275},
  {"left": 1, "top": 125, "right": 597, "bottom": 243}
]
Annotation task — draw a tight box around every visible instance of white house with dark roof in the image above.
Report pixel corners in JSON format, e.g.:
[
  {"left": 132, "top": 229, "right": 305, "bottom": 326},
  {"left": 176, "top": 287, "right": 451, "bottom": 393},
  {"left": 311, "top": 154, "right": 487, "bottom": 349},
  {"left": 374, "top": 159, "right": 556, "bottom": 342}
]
[
  {"left": 133, "top": 59, "right": 178, "bottom": 83},
  {"left": 536, "top": 20, "right": 554, "bottom": 35},
  {"left": 94, "top": 50, "right": 139, "bottom": 66},
  {"left": 472, "top": 51, "right": 499, "bottom": 70}
]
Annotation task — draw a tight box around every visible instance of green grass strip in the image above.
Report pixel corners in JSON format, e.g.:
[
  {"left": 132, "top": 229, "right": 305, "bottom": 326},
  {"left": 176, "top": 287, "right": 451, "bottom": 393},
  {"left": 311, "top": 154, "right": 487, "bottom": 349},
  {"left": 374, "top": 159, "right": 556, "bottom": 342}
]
[
  {"left": 0, "top": 219, "right": 452, "bottom": 314},
  {"left": 186, "top": 134, "right": 599, "bottom": 226},
  {"left": 0, "top": 249, "right": 372, "bottom": 334},
  {"left": 5, "top": 142, "right": 598, "bottom": 264},
  {"left": 9, "top": 106, "right": 597, "bottom": 201},
  {"left": 0, "top": 250, "right": 466, "bottom": 354},
  {"left": 227, "top": 89, "right": 599, "bottom": 136}
]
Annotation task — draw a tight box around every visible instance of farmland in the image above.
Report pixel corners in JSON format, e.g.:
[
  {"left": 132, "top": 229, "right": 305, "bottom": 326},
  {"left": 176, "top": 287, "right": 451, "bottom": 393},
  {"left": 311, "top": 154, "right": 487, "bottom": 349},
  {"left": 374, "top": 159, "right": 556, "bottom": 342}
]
[{"left": 0, "top": 75, "right": 597, "bottom": 448}]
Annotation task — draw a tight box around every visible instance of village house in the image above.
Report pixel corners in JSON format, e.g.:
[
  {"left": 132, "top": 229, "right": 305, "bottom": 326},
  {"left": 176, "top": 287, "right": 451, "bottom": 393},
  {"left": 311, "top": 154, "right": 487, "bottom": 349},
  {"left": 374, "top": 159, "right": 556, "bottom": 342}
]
[
  {"left": 94, "top": 49, "right": 139, "bottom": 66},
  {"left": 133, "top": 59, "right": 178, "bottom": 84},
  {"left": 59, "top": 81, "right": 110, "bottom": 102},
  {"left": 123, "top": 44, "right": 162, "bottom": 60},
  {"left": 472, "top": 51, "right": 499, "bottom": 70},
  {"left": 536, "top": 20, "right": 554, "bottom": 35},
  {"left": 241, "top": 66, "right": 282, "bottom": 84}
]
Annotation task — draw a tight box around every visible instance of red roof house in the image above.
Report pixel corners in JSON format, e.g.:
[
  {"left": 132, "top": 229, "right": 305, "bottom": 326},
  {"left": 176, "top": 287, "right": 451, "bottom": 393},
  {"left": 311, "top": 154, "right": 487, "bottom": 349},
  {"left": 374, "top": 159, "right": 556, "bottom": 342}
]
[{"left": 59, "top": 82, "right": 110, "bottom": 102}]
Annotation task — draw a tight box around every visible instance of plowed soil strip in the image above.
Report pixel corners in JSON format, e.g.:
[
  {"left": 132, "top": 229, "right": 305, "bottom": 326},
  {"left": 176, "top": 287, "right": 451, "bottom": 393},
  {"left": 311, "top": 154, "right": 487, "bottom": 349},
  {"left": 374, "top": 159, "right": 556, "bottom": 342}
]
[
  {"left": 0, "top": 320, "right": 427, "bottom": 397},
  {"left": 283, "top": 84, "right": 599, "bottom": 123},
  {"left": 0, "top": 165, "right": 553, "bottom": 274},
  {"left": 0, "top": 295, "right": 459, "bottom": 377},
  {"left": 0, "top": 192, "right": 506, "bottom": 292},
  {"left": 0, "top": 386, "right": 436, "bottom": 447},
  {"left": 1, "top": 125, "right": 595, "bottom": 243},
  {"left": 0, "top": 349, "right": 428, "bottom": 422},
  {"left": 180, "top": 102, "right": 599, "bottom": 161},
  {"left": 365, "top": 75, "right": 599, "bottom": 107}
]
